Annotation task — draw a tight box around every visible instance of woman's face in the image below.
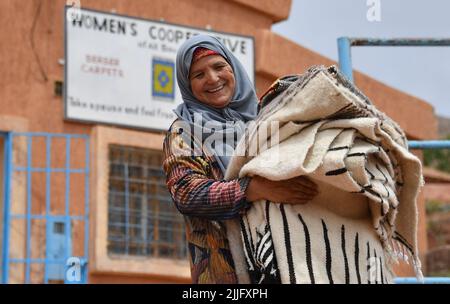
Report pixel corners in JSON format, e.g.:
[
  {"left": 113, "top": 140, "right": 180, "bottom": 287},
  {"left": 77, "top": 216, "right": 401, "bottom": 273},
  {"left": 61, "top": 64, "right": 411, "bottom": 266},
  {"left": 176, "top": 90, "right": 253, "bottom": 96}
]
[{"left": 189, "top": 55, "right": 236, "bottom": 108}]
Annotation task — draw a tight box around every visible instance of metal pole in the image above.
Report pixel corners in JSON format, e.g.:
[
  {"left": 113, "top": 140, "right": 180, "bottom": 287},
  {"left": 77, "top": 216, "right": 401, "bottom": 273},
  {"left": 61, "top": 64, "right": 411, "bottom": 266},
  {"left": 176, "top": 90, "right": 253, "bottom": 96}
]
[
  {"left": 395, "top": 277, "right": 450, "bottom": 284},
  {"left": 2, "top": 133, "right": 13, "bottom": 283},
  {"left": 349, "top": 38, "right": 450, "bottom": 47},
  {"left": 83, "top": 137, "right": 90, "bottom": 283},
  {"left": 408, "top": 140, "right": 450, "bottom": 149},
  {"left": 44, "top": 136, "right": 51, "bottom": 284},
  {"left": 337, "top": 37, "right": 354, "bottom": 82}
]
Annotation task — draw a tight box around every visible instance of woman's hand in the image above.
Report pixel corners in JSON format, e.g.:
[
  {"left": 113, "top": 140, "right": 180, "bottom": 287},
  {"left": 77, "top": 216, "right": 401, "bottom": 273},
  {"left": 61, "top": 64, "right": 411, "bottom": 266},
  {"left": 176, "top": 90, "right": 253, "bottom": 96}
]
[{"left": 245, "top": 175, "right": 318, "bottom": 205}]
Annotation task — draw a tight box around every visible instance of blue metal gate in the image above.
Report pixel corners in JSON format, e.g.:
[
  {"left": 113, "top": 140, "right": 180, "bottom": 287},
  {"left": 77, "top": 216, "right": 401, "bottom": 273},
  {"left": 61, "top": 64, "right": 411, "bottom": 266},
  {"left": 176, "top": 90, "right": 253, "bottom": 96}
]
[{"left": 1, "top": 132, "right": 89, "bottom": 284}]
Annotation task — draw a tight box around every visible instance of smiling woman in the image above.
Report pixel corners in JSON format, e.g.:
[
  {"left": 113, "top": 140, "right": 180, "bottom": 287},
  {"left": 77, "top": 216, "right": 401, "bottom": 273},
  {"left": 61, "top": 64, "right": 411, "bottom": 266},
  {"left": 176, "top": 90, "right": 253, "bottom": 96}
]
[
  {"left": 162, "top": 35, "right": 318, "bottom": 284},
  {"left": 189, "top": 51, "right": 236, "bottom": 108}
]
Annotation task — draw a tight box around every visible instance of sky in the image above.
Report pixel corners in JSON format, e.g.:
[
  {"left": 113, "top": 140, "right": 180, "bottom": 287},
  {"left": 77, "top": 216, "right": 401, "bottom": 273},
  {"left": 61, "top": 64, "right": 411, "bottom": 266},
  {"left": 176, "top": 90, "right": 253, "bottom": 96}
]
[{"left": 272, "top": 0, "right": 450, "bottom": 118}]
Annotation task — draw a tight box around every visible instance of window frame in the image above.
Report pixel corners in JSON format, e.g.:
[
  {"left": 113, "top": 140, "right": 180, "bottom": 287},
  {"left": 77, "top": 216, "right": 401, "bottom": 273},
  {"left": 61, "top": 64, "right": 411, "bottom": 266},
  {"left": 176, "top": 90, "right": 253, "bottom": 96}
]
[
  {"left": 107, "top": 144, "right": 187, "bottom": 259},
  {"left": 90, "top": 126, "right": 190, "bottom": 280}
]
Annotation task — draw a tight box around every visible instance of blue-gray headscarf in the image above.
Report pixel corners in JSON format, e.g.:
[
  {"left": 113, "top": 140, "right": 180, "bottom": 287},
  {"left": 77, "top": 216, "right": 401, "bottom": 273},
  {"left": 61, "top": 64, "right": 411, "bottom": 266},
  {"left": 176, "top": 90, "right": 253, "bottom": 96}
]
[{"left": 173, "top": 34, "right": 258, "bottom": 173}]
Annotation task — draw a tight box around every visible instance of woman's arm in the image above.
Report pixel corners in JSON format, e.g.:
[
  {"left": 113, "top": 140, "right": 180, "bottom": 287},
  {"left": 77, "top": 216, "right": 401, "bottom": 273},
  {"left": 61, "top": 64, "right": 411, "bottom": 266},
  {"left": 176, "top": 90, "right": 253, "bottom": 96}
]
[
  {"left": 245, "top": 175, "right": 318, "bottom": 204},
  {"left": 163, "top": 125, "right": 319, "bottom": 220},
  {"left": 163, "top": 131, "right": 251, "bottom": 221}
]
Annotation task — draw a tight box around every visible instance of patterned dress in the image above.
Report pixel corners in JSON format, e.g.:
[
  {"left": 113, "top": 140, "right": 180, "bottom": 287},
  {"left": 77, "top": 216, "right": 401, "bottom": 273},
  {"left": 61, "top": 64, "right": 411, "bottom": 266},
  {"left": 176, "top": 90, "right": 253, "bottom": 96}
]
[{"left": 162, "top": 119, "right": 251, "bottom": 283}]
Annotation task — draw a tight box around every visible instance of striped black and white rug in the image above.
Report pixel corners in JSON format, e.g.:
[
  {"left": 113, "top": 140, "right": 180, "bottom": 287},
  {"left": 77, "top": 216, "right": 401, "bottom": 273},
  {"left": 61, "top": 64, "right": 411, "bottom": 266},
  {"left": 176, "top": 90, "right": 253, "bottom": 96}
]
[{"left": 225, "top": 66, "right": 423, "bottom": 284}]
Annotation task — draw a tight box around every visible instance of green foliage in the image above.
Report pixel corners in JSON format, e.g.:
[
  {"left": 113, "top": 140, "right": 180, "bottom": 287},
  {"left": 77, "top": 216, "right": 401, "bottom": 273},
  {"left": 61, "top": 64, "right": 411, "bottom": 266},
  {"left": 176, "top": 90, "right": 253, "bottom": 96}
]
[
  {"left": 426, "top": 200, "right": 445, "bottom": 214},
  {"left": 427, "top": 271, "right": 450, "bottom": 277},
  {"left": 423, "top": 135, "right": 450, "bottom": 173}
]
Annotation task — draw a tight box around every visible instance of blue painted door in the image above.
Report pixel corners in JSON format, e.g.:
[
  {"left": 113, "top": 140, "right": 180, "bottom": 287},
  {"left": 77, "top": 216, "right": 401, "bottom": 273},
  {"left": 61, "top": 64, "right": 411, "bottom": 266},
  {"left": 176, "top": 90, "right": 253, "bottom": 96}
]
[{"left": 47, "top": 220, "right": 71, "bottom": 281}]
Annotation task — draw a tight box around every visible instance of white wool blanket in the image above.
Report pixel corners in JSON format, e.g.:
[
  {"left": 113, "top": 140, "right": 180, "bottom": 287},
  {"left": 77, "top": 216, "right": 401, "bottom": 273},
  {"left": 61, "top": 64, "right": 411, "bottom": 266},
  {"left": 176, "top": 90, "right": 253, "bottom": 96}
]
[{"left": 225, "top": 66, "right": 424, "bottom": 284}]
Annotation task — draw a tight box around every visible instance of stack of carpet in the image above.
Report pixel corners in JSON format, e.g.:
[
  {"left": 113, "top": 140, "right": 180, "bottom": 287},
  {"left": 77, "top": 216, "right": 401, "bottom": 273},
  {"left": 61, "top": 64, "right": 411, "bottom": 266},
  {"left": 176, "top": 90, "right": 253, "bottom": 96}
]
[{"left": 225, "top": 65, "right": 424, "bottom": 284}]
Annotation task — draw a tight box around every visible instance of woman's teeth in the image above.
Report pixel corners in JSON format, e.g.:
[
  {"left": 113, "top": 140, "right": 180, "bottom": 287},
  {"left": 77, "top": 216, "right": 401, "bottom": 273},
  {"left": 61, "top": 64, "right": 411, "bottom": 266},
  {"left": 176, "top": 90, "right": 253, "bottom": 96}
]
[{"left": 207, "top": 85, "right": 224, "bottom": 93}]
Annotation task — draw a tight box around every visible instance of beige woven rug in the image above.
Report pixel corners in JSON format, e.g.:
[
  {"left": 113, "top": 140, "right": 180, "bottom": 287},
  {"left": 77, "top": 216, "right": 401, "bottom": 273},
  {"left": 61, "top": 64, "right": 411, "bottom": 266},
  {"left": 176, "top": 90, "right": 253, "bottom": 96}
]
[{"left": 225, "top": 66, "right": 424, "bottom": 284}]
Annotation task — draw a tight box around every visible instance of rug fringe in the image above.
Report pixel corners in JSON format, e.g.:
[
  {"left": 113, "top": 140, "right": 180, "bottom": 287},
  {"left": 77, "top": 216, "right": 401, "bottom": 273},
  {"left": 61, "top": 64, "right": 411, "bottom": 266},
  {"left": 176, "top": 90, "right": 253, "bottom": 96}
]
[{"left": 385, "top": 238, "right": 423, "bottom": 282}]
